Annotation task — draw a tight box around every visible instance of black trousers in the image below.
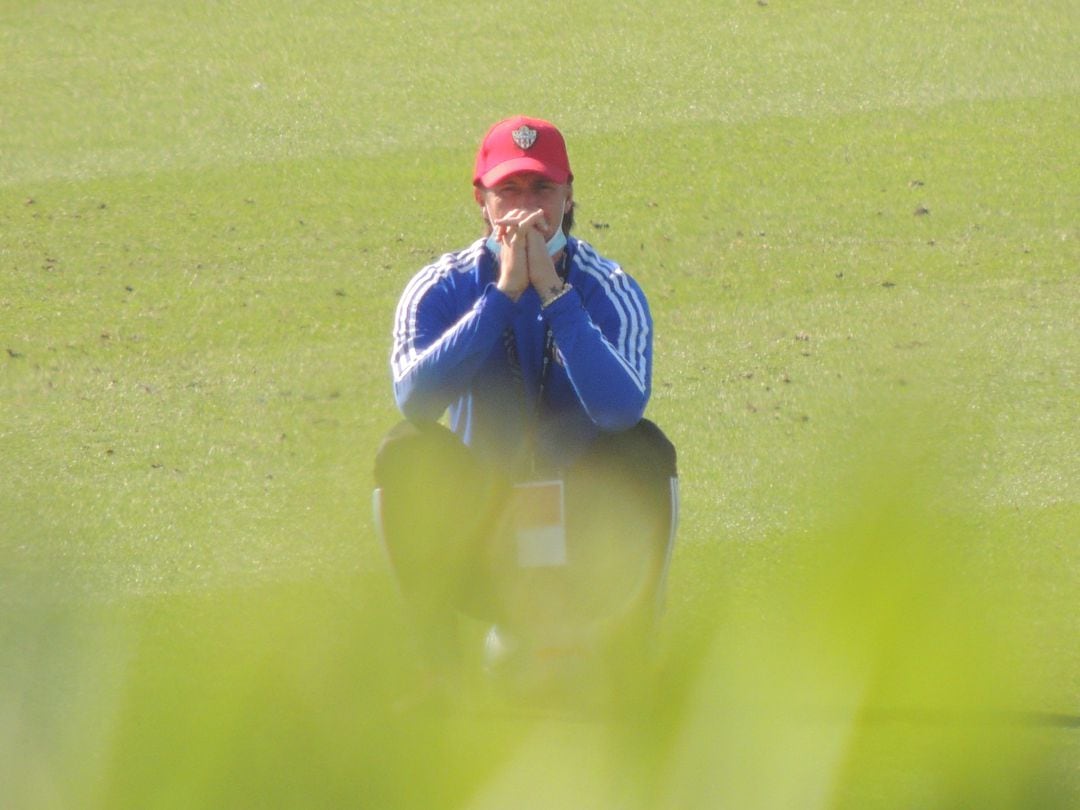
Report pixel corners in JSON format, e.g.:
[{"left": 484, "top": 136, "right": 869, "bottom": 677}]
[{"left": 373, "top": 420, "right": 678, "bottom": 650}]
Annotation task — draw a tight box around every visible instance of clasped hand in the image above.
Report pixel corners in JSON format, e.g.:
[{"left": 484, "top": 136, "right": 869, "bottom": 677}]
[{"left": 491, "top": 208, "right": 563, "bottom": 303}]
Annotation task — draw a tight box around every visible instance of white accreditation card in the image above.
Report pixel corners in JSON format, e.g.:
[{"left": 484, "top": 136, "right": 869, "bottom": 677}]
[{"left": 511, "top": 480, "right": 567, "bottom": 568}]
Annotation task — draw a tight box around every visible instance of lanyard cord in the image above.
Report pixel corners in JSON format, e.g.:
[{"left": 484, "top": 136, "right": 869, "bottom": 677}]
[
  {"left": 519, "top": 326, "right": 556, "bottom": 479},
  {"left": 534, "top": 253, "right": 569, "bottom": 421},
  {"left": 522, "top": 254, "right": 568, "bottom": 477},
  {"left": 535, "top": 327, "right": 556, "bottom": 419}
]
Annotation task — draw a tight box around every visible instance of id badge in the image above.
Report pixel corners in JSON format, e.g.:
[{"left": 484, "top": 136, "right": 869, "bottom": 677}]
[{"left": 510, "top": 480, "right": 566, "bottom": 568}]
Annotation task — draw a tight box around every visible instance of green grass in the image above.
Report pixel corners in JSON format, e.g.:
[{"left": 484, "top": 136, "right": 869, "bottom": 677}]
[{"left": 3, "top": 1, "right": 1078, "bottom": 807}]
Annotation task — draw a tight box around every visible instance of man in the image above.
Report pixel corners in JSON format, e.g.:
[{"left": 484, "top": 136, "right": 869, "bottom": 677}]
[{"left": 375, "top": 116, "right": 677, "bottom": 689}]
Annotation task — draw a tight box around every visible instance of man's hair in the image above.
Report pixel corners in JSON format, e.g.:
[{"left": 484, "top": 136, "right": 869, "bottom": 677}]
[{"left": 562, "top": 191, "right": 575, "bottom": 235}]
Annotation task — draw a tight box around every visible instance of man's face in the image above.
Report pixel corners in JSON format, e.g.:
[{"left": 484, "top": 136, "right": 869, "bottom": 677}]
[{"left": 475, "top": 172, "right": 572, "bottom": 239}]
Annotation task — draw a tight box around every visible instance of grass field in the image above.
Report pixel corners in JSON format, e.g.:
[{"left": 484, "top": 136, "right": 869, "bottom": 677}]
[{"left": 3, "top": 1, "right": 1078, "bottom": 808}]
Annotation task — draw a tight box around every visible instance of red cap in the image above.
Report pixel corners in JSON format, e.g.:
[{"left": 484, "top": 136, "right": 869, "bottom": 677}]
[{"left": 473, "top": 116, "right": 573, "bottom": 187}]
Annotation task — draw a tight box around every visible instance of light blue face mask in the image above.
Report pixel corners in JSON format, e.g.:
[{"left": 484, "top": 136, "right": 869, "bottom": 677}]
[{"left": 485, "top": 204, "right": 567, "bottom": 258}]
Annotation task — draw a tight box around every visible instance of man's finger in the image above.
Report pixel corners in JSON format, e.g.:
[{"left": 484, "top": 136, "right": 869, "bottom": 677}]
[
  {"left": 493, "top": 208, "right": 546, "bottom": 230},
  {"left": 517, "top": 208, "right": 549, "bottom": 232},
  {"left": 492, "top": 208, "right": 527, "bottom": 226}
]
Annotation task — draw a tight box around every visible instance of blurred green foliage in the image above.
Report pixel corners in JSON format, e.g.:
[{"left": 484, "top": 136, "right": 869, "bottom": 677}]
[
  {"left": 3, "top": 435, "right": 1076, "bottom": 808},
  {"left": 2, "top": 0, "right": 1077, "bottom": 807}
]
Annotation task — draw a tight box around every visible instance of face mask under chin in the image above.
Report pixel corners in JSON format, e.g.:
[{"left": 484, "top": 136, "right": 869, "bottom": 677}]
[
  {"left": 485, "top": 231, "right": 566, "bottom": 258},
  {"left": 485, "top": 204, "right": 567, "bottom": 258}
]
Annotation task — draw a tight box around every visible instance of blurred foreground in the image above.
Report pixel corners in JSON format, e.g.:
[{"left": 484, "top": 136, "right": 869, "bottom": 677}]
[{"left": 2, "top": 442, "right": 1076, "bottom": 810}]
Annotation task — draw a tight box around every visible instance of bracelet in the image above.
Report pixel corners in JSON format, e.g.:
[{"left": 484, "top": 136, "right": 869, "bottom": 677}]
[{"left": 541, "top": 282, "right": 573, "bottom": 308}]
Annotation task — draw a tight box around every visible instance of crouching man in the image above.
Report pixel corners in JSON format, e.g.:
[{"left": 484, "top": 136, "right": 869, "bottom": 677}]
[{"left": 374, "top": 116, "right": 678, "bottom": 703}]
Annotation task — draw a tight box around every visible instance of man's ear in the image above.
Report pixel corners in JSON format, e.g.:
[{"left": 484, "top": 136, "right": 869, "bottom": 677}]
[{"left": 473, "top": 186, "right": 486, "bottom": 209}]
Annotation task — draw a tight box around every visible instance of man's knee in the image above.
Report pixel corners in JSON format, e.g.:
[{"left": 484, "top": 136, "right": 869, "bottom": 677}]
[
  {"left": 374, "top": 420, "right": 478, "bottom": 490},
  {"left": 580, "top": 418, "right": 677, "bottom": 481}
]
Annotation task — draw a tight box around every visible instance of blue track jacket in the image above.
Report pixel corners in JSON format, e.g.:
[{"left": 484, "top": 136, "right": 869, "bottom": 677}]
[{"left": 391, "top": 236, "right": 652, "bottom": 474}]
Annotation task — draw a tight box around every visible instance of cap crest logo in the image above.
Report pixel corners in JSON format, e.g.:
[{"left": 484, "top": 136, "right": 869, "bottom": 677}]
[{"left": 511, "top": 125, "right": 537, "bottom": 150}]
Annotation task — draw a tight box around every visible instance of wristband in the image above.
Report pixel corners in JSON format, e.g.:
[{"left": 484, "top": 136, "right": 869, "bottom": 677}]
[{"left": 541, "top": 282, "right": 573, "bottom": 308}]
